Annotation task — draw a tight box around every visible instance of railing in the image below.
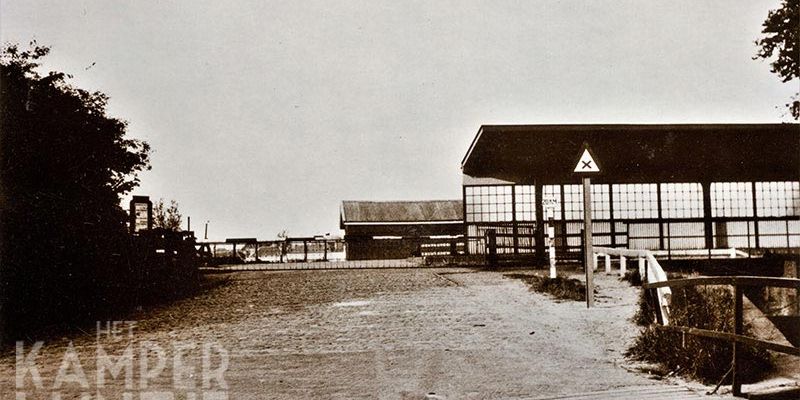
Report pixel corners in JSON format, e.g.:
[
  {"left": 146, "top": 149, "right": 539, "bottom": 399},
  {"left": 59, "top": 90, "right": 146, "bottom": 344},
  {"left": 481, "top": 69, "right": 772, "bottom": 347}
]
[
  {"left": 643, "top": 276, "right": 800, "bottom": 397},
  {"left": 593, "top": 246, "right": 672, "bottom": 325},
  {"left": 196, "top": 238, "right": 346, "bottom": 264}
]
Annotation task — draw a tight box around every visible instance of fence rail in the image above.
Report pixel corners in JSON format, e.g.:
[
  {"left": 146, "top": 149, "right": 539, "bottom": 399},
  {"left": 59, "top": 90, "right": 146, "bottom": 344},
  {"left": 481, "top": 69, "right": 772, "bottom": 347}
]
[
  {"left": 196, "top": 238, "right": 345, "bottom": 264},
  {"left": 642, "top": 275, "right": 800, "bottom": 397}
]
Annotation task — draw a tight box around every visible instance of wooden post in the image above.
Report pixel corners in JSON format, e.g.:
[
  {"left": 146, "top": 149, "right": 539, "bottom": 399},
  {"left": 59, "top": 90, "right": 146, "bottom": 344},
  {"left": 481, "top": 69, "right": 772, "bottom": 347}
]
[
  {"left": 486, "top": 229, "right": 497, "bottom": 268},
  {"left": 620, "top": 255, "right": 627, "bottom": 277},
  {"left": 583, "top": 177, "right": 594, "bottom": 308},
  {"left": 639, "top": 256, "right": 646, "bottom": 280},
  {"left": 254, "top": 242, "right": 260, "bottom": 262},
  {"left": 657, "top": 184, "right": 665, "bottom": 250},
  {"left": 732, "top": 284, "right": 744, "bottom": 397},
  {"left": 702, "top": 181, "right": 714, "bottom": 249},
  {"left": 323, "top": 240, "right": 328, "bottom": 261},
  {"left": 604, "top": 253, "right": 611, "bottom": 274},
  {"left": 511, "top": 185, "right": 519, "bottom": 255},
  {"left": 751, "top": 181, "right": 760, "bottom": 249},
  {"left": 303, "top": 240, "right": 308, "bottom": 262}
]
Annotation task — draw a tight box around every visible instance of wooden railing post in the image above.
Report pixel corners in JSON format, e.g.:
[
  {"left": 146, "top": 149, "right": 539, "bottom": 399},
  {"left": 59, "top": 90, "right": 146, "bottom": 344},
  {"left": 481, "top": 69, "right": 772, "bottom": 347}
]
[
  {"left": 732, "top": 284, "right": 744, "bottom": 397},
  {"left": 638, "top": 256, "right": 646, "bottom": 280},
  {"left": 620, "top": 255, "right": 627, "bottom": 277}
]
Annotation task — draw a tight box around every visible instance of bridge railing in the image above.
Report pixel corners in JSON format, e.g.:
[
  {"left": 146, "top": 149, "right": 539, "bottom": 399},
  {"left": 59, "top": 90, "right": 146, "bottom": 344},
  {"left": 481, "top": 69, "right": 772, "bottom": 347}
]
[
  {"left": 643, "top": 276, "right": 800, "bottom": 397},
  {"left": 593, "top": 246, "right": 672, "bottom": 325}
]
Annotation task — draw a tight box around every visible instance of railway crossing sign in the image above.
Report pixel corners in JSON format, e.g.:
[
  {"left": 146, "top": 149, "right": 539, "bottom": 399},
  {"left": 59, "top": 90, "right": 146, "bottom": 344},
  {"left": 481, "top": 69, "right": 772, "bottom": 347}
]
[
  {"left": 573, "top": 143, "right": 601, "bottom": 308},
  {"left": 573, "top": 144, "right": 601, "bottom": 173}
]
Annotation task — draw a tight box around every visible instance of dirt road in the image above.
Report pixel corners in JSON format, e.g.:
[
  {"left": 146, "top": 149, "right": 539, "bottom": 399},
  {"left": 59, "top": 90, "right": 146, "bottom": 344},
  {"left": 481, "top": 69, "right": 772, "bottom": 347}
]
[{"left": 1, "top": 268, "right": 727, "bottom": 399}]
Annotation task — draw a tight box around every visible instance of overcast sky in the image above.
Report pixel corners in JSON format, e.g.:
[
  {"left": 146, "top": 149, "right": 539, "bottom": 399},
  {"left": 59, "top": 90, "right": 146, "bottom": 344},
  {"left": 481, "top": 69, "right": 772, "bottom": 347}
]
[{"left": 2, "top": 0, "right": 796, "bottom": 240}]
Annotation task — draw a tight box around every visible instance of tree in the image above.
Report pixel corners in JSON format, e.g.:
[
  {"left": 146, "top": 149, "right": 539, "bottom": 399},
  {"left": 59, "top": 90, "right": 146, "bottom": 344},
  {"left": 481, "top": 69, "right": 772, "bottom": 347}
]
[
  {"left": 153, "top": 198, "right": 183, "bottom": 231},
  {"left": 754, "top": 0, "right": 800, "bottom": 119},
  {"left": 0, "top": 42, "right": 151, "bottom": 338}
]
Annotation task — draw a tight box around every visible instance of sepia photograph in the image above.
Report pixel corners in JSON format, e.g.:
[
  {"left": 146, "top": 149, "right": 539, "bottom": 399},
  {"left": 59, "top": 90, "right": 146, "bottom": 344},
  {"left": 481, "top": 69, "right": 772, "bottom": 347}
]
[{"left": 1, "top": 1, "right": 798, "bottom": 399}]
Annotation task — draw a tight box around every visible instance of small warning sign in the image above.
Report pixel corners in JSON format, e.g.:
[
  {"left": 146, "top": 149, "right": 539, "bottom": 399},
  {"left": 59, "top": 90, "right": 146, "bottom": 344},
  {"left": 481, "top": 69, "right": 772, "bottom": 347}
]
[{"left": 574, "top": 146, "right": 600, "bottom": 173}]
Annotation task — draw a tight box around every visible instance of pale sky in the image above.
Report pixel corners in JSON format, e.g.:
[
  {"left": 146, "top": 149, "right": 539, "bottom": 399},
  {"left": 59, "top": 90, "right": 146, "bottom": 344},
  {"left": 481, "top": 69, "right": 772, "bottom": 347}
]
[{"left": 2, "top": 0, "right": 796, "bottom": 240}]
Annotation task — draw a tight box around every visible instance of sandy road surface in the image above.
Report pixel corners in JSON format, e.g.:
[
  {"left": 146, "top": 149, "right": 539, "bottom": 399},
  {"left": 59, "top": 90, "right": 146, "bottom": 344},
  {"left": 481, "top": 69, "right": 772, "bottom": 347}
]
[{"left": 1, "top": 268, "right": 726, "bottom": 399}]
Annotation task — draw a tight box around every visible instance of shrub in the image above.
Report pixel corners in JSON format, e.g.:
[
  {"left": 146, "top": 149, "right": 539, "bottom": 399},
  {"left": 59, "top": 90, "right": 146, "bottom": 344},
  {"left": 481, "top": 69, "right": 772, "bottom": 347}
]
[
  {"left": 627, "top": 285, "right": 773, "bottom": 384},
  {"left": 506, "top": 273, "right": 588, "bottom": 301},
  {"left": 621, "top": 269, "right": 643, "bottom": 286}
]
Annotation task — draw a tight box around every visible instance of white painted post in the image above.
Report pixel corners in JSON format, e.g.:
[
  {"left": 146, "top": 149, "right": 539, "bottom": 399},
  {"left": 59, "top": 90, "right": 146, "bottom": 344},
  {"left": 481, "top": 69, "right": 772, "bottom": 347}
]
[
  {"left": 729, "top": 247, "right": 736, "bottom": 258},
  {"left": 593, "top": 252, "right": 598, "bottom": 271},
  {"left": 638, "top": 256, "right": 645, "bottom": 279},
  {"left": 604, "top": 253, "right": 611, "bottom": 274},
  {"left": 548, "top": 224, "right": 556, "bottom": 278},
  {"left": 619, "top": 255, "right": 627, "bottom": 277}
]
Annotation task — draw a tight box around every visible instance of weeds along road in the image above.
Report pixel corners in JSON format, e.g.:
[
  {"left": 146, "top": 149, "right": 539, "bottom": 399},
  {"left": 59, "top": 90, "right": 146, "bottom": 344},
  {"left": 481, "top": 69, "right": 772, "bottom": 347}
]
[{"left": 1, "top": 268, "right": 721, "bottom": 399}]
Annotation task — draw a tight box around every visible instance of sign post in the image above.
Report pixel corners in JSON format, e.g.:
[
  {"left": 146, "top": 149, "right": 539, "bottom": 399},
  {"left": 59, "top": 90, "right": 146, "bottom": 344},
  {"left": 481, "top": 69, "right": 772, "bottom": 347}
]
[
  {"left": 574, "top": 144, "right": 601, "bottom": 308},
  {"left": 544, "top": 197, "right": 558, "bottom": 278}
]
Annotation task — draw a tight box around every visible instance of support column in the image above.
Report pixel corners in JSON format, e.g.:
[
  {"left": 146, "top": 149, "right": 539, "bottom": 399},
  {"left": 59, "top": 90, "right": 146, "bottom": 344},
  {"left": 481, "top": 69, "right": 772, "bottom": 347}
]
[
  {"left": 463, "top": 185, "right": 470, "bottom": 255},
  {"left": 702, "top": 181, "right": 714, "bottom": 249},
  {"left": 512, "top": 185, "right": 519, "bottom": 254},
  {"left": 657, "top": 184, "right": 665, "bottom": 250},
  {"left": 535, "top": 181, "right": 546, "bottom": 266},
  {"left": 609, "top": 184, "right": 617, "bottom": 247},
  {"left": 751, "top": 181, "right": 760, "bottom": 249}
]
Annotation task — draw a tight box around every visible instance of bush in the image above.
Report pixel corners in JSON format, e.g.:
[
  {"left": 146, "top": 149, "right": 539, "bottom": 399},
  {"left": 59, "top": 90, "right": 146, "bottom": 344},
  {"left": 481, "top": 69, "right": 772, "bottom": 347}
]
[
  {"left": 506, "top": 273, "right": 588, "bottom": 301},
  {"left": 626, "top": 285, "right": 773, "bottom": 384},
  {"left": 621, "top": 269, "right": 643, "bottom": 286}
]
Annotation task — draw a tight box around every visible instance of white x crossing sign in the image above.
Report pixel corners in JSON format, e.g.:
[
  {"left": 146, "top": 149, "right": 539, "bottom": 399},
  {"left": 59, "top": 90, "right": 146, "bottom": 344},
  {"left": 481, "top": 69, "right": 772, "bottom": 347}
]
[{"left": 574, "top": 146, "right": 601, "bottom": 173}]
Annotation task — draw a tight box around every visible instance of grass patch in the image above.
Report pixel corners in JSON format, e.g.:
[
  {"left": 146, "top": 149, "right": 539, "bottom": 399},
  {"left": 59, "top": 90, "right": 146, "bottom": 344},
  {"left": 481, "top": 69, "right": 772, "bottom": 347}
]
[
  {"left": 506, "top": 273, "right": 587, "bottom": 301},
  {"left": 626, "top": 284, "right": 773, "bottom": 384}
]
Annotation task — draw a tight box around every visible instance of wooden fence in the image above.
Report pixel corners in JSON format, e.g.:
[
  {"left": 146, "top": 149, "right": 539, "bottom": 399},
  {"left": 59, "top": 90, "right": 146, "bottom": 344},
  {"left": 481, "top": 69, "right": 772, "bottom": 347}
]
[{"left": 643, "top": 276, "right": 800, "bottom": 397}]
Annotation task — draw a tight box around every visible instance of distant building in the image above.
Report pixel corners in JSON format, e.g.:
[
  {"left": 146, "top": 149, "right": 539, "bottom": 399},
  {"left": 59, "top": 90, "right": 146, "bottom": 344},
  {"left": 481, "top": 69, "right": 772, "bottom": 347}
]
[
  {"left": 340, "top": 200, "right": 463, "bottom": 260},
  {"left": 460, "top": 124, "right": 800, "bottom": 261}
]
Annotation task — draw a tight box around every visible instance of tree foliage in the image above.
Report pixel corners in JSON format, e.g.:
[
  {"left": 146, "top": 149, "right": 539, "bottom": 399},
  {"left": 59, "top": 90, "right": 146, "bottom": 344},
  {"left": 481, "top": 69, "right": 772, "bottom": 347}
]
[
  {"left": 153, "top": 198, "right": 183, "bottom": 231},
  {"left": 0, "top": 42, "right": 151, "bottom": 338},
  {"left": 754, "top": 0, "right": 800, "bottom": 119}
]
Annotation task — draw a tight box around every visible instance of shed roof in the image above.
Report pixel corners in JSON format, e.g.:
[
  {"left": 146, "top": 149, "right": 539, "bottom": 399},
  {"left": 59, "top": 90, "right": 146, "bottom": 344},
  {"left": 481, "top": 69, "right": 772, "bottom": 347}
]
[
  {"left": 341, "top": 200, "right": 463, "bottom": 224},
  {"left": 461, "top": 124, "right": 800, "bottom": 184}
]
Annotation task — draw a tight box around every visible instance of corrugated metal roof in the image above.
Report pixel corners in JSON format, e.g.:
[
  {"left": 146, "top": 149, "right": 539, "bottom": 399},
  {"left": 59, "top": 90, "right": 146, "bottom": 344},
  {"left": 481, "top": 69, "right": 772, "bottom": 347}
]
[{"left": 341, "top": 200, "right": 463, "bottom": 223}]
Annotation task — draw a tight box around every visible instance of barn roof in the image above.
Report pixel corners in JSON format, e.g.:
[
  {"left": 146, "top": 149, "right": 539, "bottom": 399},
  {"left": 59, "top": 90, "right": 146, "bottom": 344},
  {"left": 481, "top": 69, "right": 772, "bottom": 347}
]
[
  {"left": 340, "top": 200, "right": 463, "bottom": 224},
  {"left": 461, "top": 123, "right": 800, "bottom": 184}
]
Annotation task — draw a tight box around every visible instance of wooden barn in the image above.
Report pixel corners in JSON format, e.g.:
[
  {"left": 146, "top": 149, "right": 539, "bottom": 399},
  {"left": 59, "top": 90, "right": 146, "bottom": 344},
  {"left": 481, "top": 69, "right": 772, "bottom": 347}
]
[
  {"left": 461, "top": 123, "right": 800, "bottom": 262},
  {"left": 340, "top": 200, "right": 464, "bottom": 260}
]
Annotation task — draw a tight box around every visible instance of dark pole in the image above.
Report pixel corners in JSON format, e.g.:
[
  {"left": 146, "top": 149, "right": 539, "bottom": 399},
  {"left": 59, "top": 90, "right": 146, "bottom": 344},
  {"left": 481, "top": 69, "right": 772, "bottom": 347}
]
[
  {"left": 702, "top": 181, "right": 714, "bottom": 249},
  {"left": 204, "top": 221, "right": 209, "bottom": 240},
  {"left": 583, "top": 177, "right": 594, "bottom": 308}
]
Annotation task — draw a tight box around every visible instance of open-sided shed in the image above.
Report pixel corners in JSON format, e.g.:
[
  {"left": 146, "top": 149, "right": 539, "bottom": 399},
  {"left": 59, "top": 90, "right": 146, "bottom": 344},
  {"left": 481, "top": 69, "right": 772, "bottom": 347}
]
[{"left": 460, "top": 123, "right": 800, "bottom": 260}]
